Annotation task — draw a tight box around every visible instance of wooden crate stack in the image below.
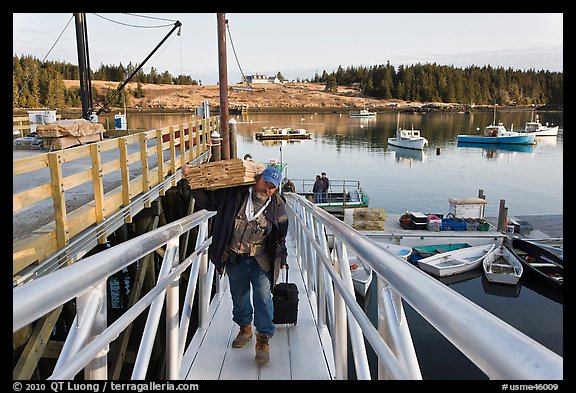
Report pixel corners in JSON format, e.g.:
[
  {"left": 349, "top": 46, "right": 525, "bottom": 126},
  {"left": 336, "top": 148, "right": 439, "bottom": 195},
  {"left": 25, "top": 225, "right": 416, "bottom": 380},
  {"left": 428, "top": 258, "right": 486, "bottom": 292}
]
[
  {"left": 184, "top": 158, "right": 266, "bottom": 190},
  {"left": 352, "top": 208, "right": 386, "bottom": 230},
  {"left": 36, "top": 119, "right": 105, "bottom": 150}
]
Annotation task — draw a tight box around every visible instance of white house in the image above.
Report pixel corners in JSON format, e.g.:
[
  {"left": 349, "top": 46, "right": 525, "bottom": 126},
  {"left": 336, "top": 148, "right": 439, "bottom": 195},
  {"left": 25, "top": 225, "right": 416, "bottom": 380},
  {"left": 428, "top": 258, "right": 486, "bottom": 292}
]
[{"left": 245, "top": 74, "right": 281, "bottom": 84}]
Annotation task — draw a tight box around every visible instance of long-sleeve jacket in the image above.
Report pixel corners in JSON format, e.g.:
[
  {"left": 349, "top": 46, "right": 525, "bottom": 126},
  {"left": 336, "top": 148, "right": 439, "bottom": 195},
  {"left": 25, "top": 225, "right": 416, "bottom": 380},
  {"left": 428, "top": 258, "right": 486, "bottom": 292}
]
[{"left": 190, "top": 186, "right": 289, "bottom": 285}]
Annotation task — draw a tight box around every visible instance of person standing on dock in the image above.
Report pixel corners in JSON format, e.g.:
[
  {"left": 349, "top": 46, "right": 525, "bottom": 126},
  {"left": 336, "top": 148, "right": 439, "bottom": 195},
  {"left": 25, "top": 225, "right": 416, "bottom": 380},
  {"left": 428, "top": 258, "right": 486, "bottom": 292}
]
[
  {"left": 321, "top": 172, "right": 330, "bottom": 203},
  {"left": 282, "top": 178, "right": 295, "bottom": 193},
  {"left": 313, "top": 175, "right": 323, "bottom": 203},
  {"left": 183, "top": 165, "right": 288, "bottom": 366}
]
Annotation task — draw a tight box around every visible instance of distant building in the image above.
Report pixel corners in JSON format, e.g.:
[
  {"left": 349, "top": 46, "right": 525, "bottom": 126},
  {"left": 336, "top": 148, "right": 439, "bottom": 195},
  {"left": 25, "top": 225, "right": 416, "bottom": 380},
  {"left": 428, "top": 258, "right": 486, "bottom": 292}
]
[{"left": 244, "top": 74, "right": 281, "bottom": 84}]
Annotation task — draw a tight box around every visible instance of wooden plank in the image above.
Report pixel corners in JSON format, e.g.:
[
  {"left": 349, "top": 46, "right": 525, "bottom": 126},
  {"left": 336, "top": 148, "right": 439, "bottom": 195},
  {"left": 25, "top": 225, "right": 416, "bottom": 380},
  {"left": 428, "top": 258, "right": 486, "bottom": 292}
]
[
  {"left": 62, "top": 169, "right": 92, "bottom": 191},
  {"left": 179, "top": 124, "right": 187, "bottom": 169},
  {"left": 47, "top": 152, "right": 68, "bottom": 248},
  {"left": 170, "top": 127, "right": 177, "bottom": 186},
  {"left": 13, "top": 184, "right": 52, "bottom": 213},
  {"left": 140, "top": 133, "right": 150, "bottom": 208},
  {"left": 13, "top": 306, "right": 63, "bottom": 380},
  {"left": 119, "top": 137, "right": 131, "bottom": 223},
  {"left": 58, "top": 144, "right": 91, "bottom": 163},
  {"left": 101, "top": 158, "right": 121, "bottom": 177},
  {"left": 13, "top": 154, "right": 50, "bottom": 176},
  {"left": 156, "top": 129, "right": 165, "bottom": 196},
  {"left": 98, "top": 136, "right": 122, "bottom": 152},
  {"left": 90, "top": 144, "right": 106, "bottom": 243}
]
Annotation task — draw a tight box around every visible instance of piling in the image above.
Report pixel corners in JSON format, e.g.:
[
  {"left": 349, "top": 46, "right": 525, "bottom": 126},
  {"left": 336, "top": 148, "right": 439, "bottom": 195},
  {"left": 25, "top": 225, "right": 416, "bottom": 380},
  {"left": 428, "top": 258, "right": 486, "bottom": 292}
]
[
  {"left": 229, "top": 118, "right": 238, "bottom": 159},
  {"left": 210, "top": 131, "right": 222, "bottom": 162}
]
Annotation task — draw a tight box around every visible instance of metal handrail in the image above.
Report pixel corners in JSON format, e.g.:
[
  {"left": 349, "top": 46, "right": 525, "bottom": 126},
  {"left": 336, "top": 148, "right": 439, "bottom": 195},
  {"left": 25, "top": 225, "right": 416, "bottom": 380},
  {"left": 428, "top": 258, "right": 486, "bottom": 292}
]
[
  {"left": 13, "top": 209, "right": 216, "bottom": 380},
  {"left": 284, "top": 193, "right": 563, "bottom": 380}
]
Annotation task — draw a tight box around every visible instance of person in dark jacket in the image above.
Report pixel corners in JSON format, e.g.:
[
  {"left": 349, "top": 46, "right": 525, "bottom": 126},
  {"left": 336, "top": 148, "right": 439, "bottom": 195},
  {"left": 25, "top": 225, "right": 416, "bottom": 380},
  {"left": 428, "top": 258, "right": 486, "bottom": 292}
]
[
  {"left": 183, "top": 164, "right": 288, "bottom": 365},
  {"left": 321, "top": 172, "right": 330, "bottom": 203},
  {"left": 312, "top": 174, "right": 323, "bottom": 203}
]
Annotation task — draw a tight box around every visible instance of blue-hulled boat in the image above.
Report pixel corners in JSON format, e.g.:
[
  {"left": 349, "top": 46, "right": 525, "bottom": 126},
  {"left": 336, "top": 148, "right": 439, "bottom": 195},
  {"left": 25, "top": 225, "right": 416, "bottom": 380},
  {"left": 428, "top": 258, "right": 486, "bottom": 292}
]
[
  {"left": 457, "top": 123, "right": 536, "bottom": 145},
  {"left": 457, "top": 106, "right": 536, "bottom": 145}
]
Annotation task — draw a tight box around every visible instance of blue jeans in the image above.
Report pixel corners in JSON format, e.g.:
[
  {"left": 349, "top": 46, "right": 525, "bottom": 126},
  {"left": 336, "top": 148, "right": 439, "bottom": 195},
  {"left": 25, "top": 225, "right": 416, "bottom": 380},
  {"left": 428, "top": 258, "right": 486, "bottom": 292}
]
[{"left": 226, "top": 254, "right": 275, "bottom": 337}]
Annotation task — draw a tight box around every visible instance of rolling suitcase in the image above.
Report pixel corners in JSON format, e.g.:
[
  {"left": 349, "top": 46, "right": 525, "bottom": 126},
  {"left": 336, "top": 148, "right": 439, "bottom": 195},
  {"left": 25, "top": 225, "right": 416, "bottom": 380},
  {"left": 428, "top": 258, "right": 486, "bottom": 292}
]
[{"left": 272, "top": 265, "right": 299, "bottom": 325}]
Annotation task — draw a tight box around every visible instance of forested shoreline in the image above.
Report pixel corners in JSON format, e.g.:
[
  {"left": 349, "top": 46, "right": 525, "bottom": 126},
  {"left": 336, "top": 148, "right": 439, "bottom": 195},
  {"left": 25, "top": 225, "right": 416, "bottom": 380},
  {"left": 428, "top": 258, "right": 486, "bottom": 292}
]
[{"left": 13, "top": 55, "right": 562, "bottom": 110}]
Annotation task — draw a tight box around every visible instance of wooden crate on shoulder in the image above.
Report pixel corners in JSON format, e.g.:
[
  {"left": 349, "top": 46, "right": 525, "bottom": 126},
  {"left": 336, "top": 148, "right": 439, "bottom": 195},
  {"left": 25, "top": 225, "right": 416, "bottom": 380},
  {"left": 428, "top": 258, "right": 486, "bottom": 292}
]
[{"left": 184, "top": 158, "right": 266, "bottom": 190}]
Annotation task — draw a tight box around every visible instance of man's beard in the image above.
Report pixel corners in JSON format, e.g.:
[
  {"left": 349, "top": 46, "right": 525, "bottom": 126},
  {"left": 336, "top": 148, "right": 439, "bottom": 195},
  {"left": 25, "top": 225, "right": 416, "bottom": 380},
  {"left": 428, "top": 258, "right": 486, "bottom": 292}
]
[{"left": 254, "top": 190, "right": 269, "bottom": 202}]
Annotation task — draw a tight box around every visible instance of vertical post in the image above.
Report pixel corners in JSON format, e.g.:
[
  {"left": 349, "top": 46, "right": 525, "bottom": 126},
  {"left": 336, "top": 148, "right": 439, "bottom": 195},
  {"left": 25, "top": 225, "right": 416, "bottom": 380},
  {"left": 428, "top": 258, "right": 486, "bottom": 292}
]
[
  {"left": 229, "top": 118, "right": 238, "bottom": 159},
  {"left": 119, "top": 137, "right": 131, "bottom": 223},
  {"left": 48, "top": 152, "right": 68, "bottom": 248},
  {"left": 188, "top": 121, "right": 196, "bottom": 163},
  {"left": 217, "top": 13, "right": 230, "bottom": 159},
  {"left": 498, "top": 199, "right": 508, "bottom": 233},
  {"left": 166, "top": 248, "right": 180, "bottom": 379},
  {"left": 84, "top": 282, "right": 108, "bottom": 379},
  {"left": 179, "top": 123, "right": 186, "bottom": 169},
  {"left": 169, "top": 127, "right": 177, "bottom": 186},
  {"left": 139, "top": 133, "right": 150, "bottom": 207},
  {"left": 210, "top": 131, "right": 222, "bottom": 162},
  {"left": 156, "top": 129, "right": 165, "bottom": 196},
  {"left": 90, "top": 144, "right": 106, "bottom": 243},
  {"left": 332, "top": 242, "right": 348, "bottom": 380}
]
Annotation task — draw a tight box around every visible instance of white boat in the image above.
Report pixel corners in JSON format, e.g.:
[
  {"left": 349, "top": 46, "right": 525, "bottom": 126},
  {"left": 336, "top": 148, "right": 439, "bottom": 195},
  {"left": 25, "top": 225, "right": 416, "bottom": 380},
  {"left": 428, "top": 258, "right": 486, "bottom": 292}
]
[
  {"left": 483, "top": 245, "right": 523, "bottom": 285},
  {"left": 388, "top": 126, "right": 428, "bottom": 150},
  {"left": 350, "top": 108, "right": 377, "bottom": 118},
  {"left": 349, "top": 243, "right": 412, "bottom": 296},
  {"left": 417, "top": 243, "right": 496, "bottom": 278},
  {"left": 518, "top": 113, "right": 559, "bottom": 137}
]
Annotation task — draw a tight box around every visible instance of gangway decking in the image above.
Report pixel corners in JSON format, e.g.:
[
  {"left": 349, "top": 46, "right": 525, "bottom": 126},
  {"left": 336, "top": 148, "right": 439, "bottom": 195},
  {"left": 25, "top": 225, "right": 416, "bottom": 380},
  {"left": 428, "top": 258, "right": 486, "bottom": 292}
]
[{"left": 181, "top": 236, "right": 333, "bottom": 380}]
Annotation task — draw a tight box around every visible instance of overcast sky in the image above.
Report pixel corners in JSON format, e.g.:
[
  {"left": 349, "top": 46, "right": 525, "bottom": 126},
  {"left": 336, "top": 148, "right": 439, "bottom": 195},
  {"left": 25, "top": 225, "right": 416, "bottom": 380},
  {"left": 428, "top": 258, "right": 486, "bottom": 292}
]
[{"left": 13, "top": 13, "right": 563, "bottom": 85}]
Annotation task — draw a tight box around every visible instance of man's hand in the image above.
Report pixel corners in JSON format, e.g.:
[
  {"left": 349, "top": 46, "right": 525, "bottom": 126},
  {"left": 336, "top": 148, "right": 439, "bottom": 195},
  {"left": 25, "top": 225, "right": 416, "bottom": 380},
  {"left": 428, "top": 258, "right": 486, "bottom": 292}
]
[{"left": 181, "top": 163, "right": 190, "bottom": 178}]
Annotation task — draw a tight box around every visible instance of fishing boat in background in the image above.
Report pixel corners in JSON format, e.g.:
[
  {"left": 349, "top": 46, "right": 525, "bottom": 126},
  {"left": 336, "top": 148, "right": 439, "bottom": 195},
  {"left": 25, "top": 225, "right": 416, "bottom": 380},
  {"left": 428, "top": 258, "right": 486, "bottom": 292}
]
[
  {"left": 457, "top": 107, "right": 536, "bottom": 145},
  {"left": 291, "top": 178, "right": 369, "bottom": 217},
  {"left": 255, "top": 126, "right": 312, "bottom": 140},
  {"left": 517, "top": 112, "right": 559, "bottom": 137},
  {"left": 349, "top": 107, "right": 377, "bottom": 118},
  {"left": 417, "top": 243, "right": 495, "bottom": 278},
  {"left": 388, "top": 113, "right": 428, "bottom": 150},
  {"left": 483, "top": 245, "right": 523, "bottom": 285}
]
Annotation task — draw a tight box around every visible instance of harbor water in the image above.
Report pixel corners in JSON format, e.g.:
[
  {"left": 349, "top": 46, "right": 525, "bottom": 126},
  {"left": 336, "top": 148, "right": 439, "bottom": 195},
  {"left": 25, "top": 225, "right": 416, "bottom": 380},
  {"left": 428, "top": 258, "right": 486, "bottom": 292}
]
[{"left": 97, "top": 110, "right": 563, "bottom": 379}]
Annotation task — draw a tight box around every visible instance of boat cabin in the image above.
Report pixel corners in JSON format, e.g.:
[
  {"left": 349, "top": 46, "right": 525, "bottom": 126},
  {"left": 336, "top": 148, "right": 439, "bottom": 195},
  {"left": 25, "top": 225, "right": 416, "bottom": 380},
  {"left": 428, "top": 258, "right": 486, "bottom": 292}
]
[
  {"left": 484, "top": 123, "right": 507, "bottom": 137},
  {"left": 399, "top": 129, "right": 421, "bottom": 139}
]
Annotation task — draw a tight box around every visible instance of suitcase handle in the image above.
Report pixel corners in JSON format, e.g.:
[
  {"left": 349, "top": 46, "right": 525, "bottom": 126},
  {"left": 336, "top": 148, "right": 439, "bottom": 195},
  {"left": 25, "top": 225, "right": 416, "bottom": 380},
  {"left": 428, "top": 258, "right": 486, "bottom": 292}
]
[{"left": 283, "top": 263, "right": 289, "bottom": 283}]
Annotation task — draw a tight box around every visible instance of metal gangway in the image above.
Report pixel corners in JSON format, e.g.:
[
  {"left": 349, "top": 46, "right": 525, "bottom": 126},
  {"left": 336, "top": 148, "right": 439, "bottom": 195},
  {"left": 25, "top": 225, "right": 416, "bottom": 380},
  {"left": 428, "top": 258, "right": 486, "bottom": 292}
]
[{"left": 13, "top": 191, "right": 563, "bottom": 380}]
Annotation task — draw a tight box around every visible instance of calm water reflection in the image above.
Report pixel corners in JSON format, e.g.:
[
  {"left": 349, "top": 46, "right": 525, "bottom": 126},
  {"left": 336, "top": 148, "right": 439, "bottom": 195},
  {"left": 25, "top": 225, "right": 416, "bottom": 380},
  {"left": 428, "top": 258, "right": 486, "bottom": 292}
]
[
  {"left": 98, "top": 110, "right": 563, "bottom": 217},
  {"left": 96, "top": 109, "right": 563, "bottom": 380}
]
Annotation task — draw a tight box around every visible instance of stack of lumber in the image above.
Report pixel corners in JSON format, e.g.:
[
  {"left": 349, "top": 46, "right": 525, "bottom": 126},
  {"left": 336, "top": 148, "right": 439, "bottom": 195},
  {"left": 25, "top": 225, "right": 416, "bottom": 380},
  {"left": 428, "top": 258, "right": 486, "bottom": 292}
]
[
  {"left": 184, "top": 158, "right": 266, "bottom": 190},
  {"left": 352, "top": 208, "right": 386, "bottom": 230},
  {"left": 36, "top": 119, "right": 105, "bottom": 150}
]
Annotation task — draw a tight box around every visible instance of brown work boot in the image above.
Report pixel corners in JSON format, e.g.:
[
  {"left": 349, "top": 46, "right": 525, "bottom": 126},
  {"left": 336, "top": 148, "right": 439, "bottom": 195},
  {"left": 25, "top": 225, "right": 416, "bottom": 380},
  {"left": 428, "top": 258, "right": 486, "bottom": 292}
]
[
  {"left": 255, "top": 332, "right": 270, "bottom": 365},
  {"left": 232, "top": 325, "right": 252, "bottom": 348}
]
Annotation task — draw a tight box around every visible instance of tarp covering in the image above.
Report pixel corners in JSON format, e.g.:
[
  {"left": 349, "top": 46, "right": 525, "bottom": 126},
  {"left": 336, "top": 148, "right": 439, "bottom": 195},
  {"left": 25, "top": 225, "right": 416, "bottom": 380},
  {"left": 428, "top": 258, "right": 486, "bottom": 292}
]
[{"left": 36, "top": 119, "right": 105, "bottom": 138}]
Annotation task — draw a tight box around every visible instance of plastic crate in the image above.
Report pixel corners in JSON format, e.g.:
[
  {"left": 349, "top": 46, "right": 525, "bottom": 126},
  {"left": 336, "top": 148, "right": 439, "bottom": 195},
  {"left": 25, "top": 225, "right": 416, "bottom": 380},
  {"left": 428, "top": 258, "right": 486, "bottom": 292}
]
[
  {"left": 441, "top": 214, "right": 468, "bottom": 231},
  {"left": 478, "top": 222, "right": 490, "bottom": 231}
]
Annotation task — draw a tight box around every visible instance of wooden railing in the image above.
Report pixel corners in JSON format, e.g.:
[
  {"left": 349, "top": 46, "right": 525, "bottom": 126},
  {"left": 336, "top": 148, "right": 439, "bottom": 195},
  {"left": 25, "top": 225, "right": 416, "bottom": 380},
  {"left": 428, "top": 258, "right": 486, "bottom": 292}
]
[{"left": 13, "top": 116, "right": 219, "bottom": 277}]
